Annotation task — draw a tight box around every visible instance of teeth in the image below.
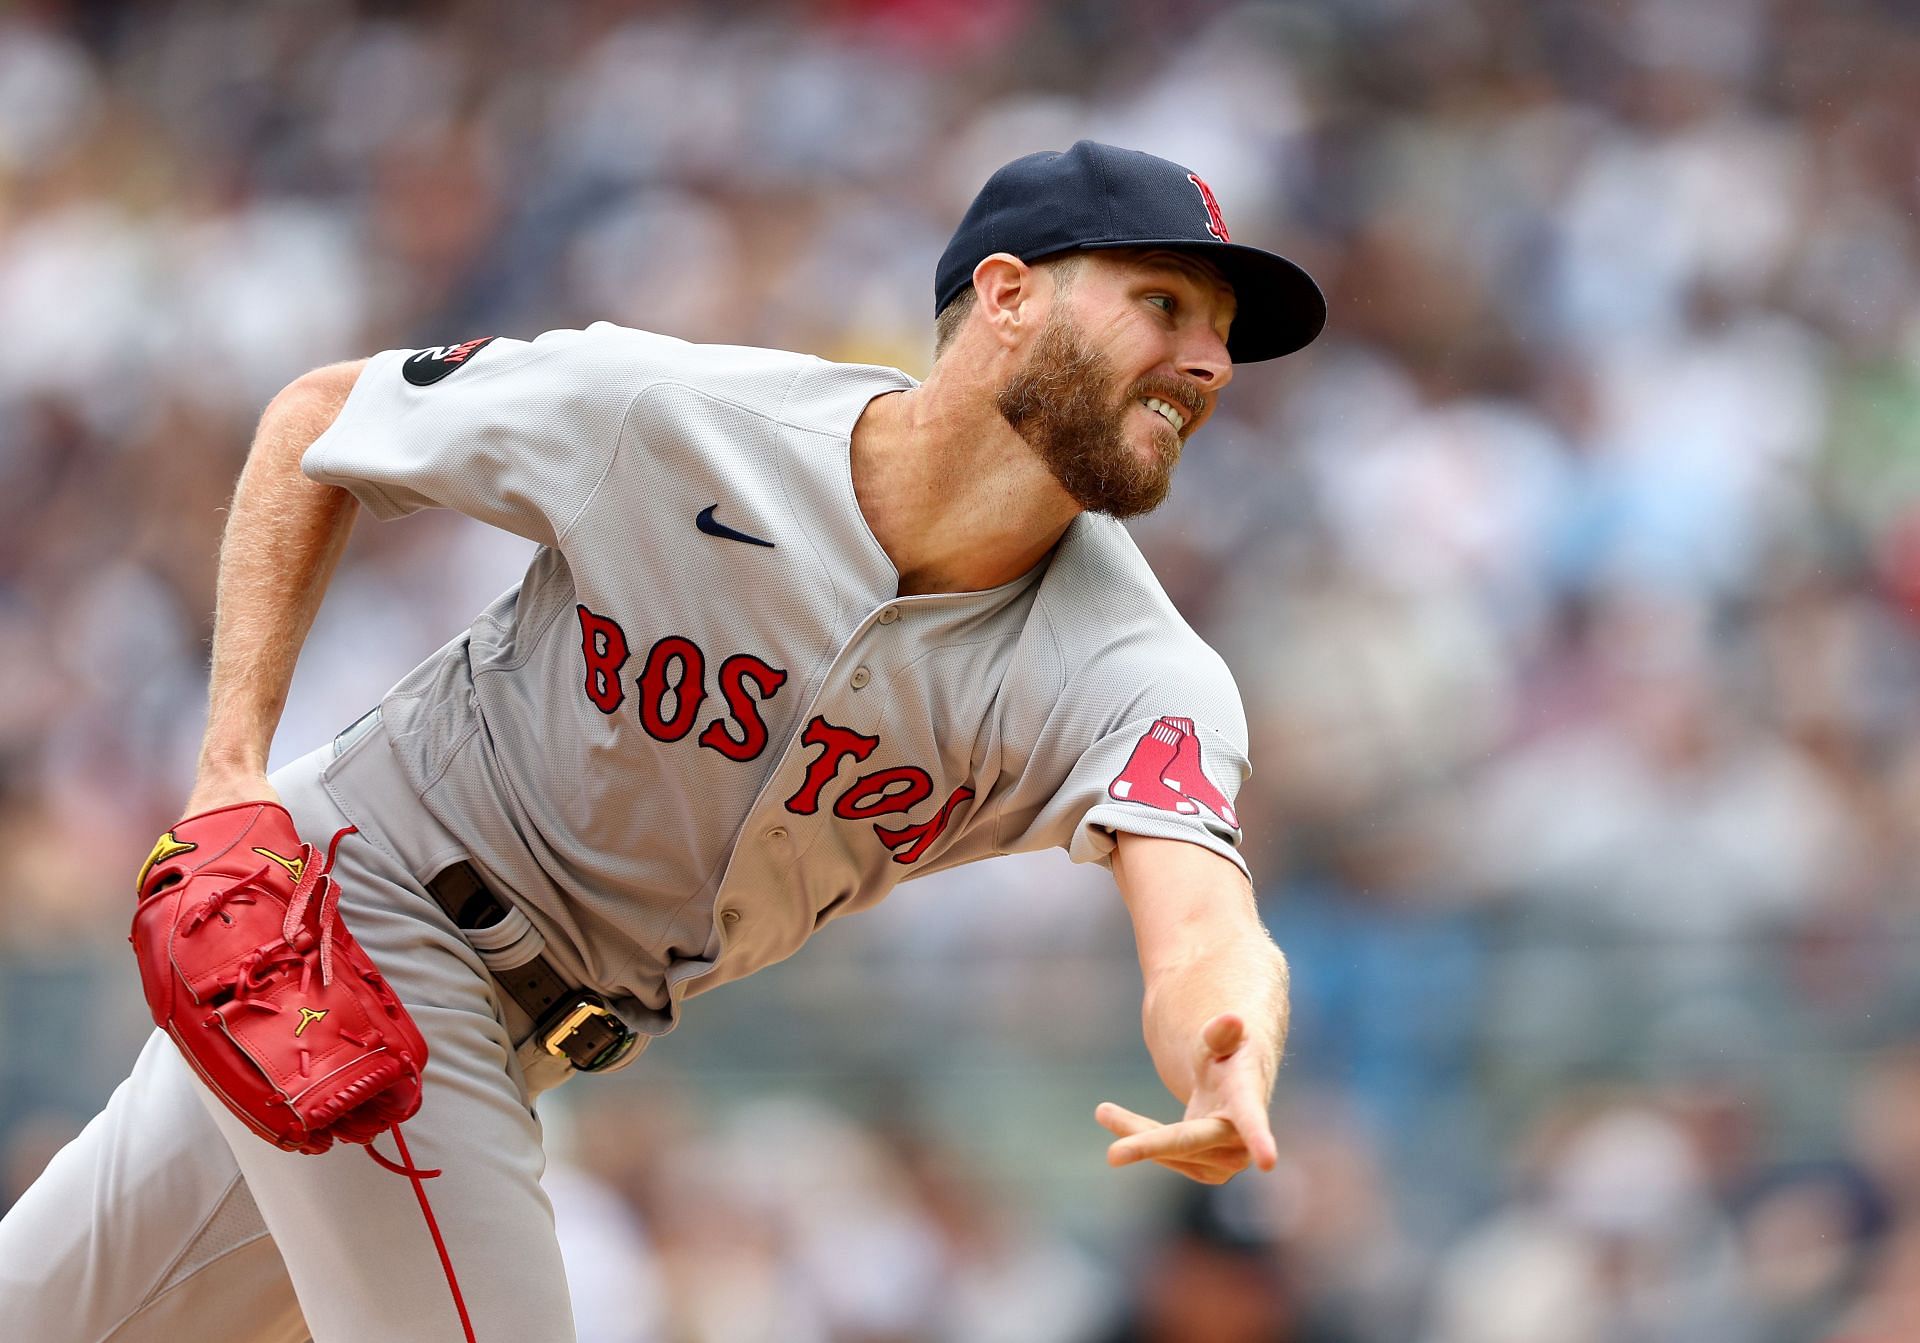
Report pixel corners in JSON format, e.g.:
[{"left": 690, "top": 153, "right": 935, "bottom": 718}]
[{"left": 1143, "top": 397, "right": 1187, "bottom": 432}]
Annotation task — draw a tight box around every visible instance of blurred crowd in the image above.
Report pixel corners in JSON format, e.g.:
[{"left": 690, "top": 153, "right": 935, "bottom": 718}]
[{"left": 5, "top": 0, "right": 1920, "bottom": 1338}]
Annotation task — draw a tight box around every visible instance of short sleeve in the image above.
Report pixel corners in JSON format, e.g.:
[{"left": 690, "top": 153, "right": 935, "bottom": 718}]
[
  {"left": 302, "top": 324, "right": 688, "bottom": 546},
  {"left": 1063, "top": 712, "right": 1249, "bottom": 875},
  {"left": 993, "top": 647, "right": 1252, "bottom": 880}
]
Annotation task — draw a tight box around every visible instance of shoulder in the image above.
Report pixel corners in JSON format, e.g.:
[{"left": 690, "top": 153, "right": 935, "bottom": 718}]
[
  {"left": 505, "top": 323, "right": 824, "bottom": 406},
  {"left": 392, "top": 323, "right": 913, "bottom": 423},
  {"left": 1039, "top": 515, "right": 1233, "bottom": 677},
  {"left": 592, "top": 325, "right": 918, "bottom": 436},
  {"left": 1024, "top": 516, "right": 1245, "bottom": 736}
]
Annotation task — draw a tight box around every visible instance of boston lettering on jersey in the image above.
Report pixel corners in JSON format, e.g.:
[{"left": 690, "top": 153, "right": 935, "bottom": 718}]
[{"left": 576, "top": 605, "right": 970, "bottom": 865}]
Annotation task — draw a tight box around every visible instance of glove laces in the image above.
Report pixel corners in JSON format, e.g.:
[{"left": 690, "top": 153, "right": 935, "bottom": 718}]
[{"left": 210, "top": 827, "right": 355, "bottom": 1021}]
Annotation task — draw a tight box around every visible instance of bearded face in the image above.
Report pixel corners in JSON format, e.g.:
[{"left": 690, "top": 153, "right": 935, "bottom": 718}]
[{"left": 994, "top": 307, "right": 1201, "bottom": 520}]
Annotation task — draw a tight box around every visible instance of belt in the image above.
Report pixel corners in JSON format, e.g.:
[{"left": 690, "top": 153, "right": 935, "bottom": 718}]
[{"left": 423, "top": 861, "right": 636, "bottom": 1073}]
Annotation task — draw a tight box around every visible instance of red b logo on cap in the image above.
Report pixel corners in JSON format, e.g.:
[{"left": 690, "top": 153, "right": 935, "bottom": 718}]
[{"left": 1187, "top": 173, "right": 1230, "bottom": 242}]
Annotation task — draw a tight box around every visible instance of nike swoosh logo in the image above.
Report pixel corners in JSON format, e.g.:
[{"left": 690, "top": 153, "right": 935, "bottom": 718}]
[{"left": 696, "top": 505, "right": 775, "bottom": 548}]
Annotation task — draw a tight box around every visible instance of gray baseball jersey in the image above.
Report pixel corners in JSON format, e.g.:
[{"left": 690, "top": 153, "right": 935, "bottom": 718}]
[
  {"left": 0, "top": 324, "right": 1258, "bottom": 1342},
  {"left": 301, "top": 322, "right": 1251, "bottom": 1048}
]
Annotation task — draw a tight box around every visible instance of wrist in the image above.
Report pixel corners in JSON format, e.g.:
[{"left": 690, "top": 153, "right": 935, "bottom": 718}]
[
  {"left": 197, "top": 728, "right": 271, "bottom": 774},
  {"left": 181, "top": 772, "right": 282, "bottom": 821},
  {"left": 196, "top": 753, "right": 269, "bottom": 784},
  {"left": 188, "top": 749, "right": 275, "bottom": 804}
]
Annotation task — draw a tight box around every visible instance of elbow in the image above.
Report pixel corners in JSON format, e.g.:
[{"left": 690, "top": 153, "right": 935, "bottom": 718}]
[
  {"left": 262, "top": 358, "right": 367, "bottom": 438},
  {"left": 285, "top": 357, "right": 367, "bottom": 404}
]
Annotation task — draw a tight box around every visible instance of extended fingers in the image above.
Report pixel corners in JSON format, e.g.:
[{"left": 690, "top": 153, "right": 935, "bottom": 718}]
[
  {"left": 1233, "top": 1097, "right": 1279, "bottom": 1171},
  {"left": 1215, "top": 1068, "right": 1278, "bottom": 1171},
  {"left": 1107, "top": 1116, "right": 1241, "bottom": 1167},
  {"left": 1101, "top": 1107, "right": 1259, "bottom": 1183},
  {"left": 1198, "top": 1019, "right": 1278, "bottom": 1171},
  {"left": 1167, "top": 1157, "right": 1243, "bottom": 1185},
  {"left": 1095, "top": 1101, "right": 1161, "bottom": 1139}
]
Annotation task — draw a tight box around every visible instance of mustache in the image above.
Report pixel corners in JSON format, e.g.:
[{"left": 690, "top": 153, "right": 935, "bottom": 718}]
[{"left": 1126, "top": 375, "right": 1206, "bottom": 423}]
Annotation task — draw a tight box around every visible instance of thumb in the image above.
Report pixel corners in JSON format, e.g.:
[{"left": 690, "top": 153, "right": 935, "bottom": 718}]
[{"left": 1201, "top": 1013, "right": 1246, "bottom": 1058}]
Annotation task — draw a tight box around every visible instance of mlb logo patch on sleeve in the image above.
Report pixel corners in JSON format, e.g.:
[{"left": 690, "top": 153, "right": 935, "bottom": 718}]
[
  {"left": 1109, "top": 716, "right": 1239, "bottom": 829},
  {"left": 402, "top": 337, "right": 497, "bottom": 386}
]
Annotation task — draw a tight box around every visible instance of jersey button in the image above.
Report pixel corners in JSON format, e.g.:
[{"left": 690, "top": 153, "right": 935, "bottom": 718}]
[
  {"left": 765, "top": 826, "right": 788, "bottom": 842},
  {"left": 877, "top": 606, "right": 900, "bottom": 625},
  {"left": 850, "top": 666, "right": 871, "bottom": 690},
  {"left": 720, "top": 908, "right": 740, "bottom": 927}
]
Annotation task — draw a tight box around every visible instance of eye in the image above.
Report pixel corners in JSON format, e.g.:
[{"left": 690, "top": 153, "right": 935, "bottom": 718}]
[{"left": 1146, "top": 294, "right": 1176, "bottom": 315}]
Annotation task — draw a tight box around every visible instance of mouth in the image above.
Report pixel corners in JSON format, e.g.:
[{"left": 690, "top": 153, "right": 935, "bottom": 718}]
[{"left": 1140, "top": 396, "right": 1189, "bottom": 435}]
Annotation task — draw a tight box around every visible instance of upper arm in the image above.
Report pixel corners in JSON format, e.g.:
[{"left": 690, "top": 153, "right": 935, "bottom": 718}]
[{"left": 1111, "top": 831, "right": 1263, "bottom": 979}]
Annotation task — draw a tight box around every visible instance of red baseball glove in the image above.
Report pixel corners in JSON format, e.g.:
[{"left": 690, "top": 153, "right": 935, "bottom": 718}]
[{"left": 129, "top": 801, "right": 429, "bottom": 1155}]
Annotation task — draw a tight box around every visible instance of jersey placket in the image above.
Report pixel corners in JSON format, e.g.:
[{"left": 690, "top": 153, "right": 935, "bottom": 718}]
[
  {"left": 688, "top": 583, "right": 1016, "bottom": 994},
  {"left": 697, "top": 599, "right": 909, "bottom": 977}
]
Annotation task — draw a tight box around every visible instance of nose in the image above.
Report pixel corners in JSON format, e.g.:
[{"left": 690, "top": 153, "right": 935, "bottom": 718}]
[{"left": 1178, "top": 326, "right": 1234, "bottom": 393}]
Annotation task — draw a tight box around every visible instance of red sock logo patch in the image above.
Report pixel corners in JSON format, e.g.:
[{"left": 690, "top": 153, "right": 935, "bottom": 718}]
[{"left": 1108, "top": 717, "right": 1238, "bottom": 829}]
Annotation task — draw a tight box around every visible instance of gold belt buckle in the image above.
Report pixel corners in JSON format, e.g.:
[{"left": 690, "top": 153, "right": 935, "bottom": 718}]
[{"left": 542, "top": 999, "right": 613, "bottom": 1059}]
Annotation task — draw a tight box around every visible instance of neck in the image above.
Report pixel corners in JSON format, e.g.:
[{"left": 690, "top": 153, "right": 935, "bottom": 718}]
[{"left": 851, "top": 365, "right": 1081, "bottom": 597}]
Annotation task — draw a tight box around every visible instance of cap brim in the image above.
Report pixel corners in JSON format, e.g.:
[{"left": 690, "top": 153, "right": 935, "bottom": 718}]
[{"left": 1070, "top": 238, "right": 1327, "bottom": 363}]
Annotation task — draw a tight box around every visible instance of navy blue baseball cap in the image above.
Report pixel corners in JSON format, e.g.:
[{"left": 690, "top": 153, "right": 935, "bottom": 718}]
[{"left": 935, "top": 140, "right": 1326, "bottom": 363}]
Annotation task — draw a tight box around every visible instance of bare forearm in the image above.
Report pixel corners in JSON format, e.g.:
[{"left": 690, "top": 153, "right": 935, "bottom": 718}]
[
  {"left": 196, "top": 364, "right": 364, "bottom": 786},
  {"left": 1112, "top": 832, "right": 1290, "bottom": 1102},
  {"left": 1101, "top": 833, "right": 1290, "bottom": 1179}
]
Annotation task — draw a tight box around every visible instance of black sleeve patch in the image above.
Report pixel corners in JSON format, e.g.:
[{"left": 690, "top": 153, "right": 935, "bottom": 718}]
[{"left": 401, "top": 337, "right": 497, "bottom": 386}]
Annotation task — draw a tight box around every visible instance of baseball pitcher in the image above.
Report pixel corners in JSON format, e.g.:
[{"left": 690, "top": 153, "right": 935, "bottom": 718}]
[{"left": 0, "top": 141, "right": 1325, "bottom": 1342}]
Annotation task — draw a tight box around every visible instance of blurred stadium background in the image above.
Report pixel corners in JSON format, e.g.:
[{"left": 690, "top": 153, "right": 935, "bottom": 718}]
[{"left": 4, "top": 0, "right": 1920, "bottom": 1339}]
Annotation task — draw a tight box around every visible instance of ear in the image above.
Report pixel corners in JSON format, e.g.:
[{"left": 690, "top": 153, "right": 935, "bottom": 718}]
[{"left": 972, "top": 253, "right": 1037, "bottom": 349}]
